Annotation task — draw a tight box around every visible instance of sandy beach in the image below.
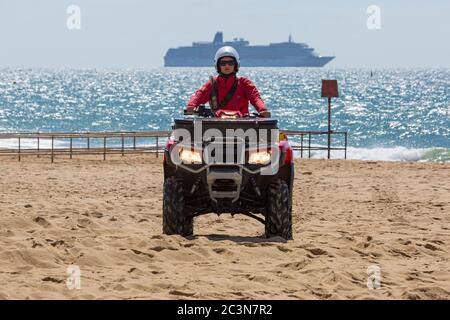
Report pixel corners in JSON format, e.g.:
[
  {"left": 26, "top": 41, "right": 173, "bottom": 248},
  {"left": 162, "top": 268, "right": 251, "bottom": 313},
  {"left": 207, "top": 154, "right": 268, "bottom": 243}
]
[{"left": 0, "top": 154, "right": 449, "bottom": 300}]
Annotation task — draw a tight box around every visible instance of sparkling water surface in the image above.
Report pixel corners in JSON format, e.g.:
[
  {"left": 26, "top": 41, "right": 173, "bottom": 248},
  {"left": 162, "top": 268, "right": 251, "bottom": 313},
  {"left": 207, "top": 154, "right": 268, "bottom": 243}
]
[{"left": 0, "top": 68, "right": 448, "bottom": 161}]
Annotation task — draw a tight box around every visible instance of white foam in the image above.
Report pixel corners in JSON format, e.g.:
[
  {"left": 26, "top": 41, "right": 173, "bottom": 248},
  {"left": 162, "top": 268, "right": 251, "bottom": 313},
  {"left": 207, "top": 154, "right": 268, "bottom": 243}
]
[
  {"left": 346, "top": 146, "right": 429, "bottom": 162},
  {"left": 294, "top": 145, "right": 433, "bottom": 162},
  {"left": 0, "top": 138, "right": 66, "bottom": 149},
  {"left": 0, "top": 137, "right": 160, "bottom": 150}
]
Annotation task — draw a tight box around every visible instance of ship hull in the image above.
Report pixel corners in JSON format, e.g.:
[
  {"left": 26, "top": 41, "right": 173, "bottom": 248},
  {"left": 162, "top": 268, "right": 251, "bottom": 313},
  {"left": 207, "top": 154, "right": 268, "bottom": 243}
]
[{"left": 164, "top": 56, "right": 334, "bottom": 67}]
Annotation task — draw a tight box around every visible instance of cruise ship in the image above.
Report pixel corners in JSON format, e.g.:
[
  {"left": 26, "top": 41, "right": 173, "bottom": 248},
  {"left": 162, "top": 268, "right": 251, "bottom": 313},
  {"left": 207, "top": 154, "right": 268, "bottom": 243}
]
[{"left": 164, "top": 32, "right": 335, "bottom": 67}]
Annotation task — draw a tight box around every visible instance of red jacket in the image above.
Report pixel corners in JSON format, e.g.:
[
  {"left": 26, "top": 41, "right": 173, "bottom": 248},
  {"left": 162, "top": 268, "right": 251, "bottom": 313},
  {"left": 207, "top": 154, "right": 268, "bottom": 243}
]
[{"left": 186, "top": 75, "right": 267, "bottom": 115}]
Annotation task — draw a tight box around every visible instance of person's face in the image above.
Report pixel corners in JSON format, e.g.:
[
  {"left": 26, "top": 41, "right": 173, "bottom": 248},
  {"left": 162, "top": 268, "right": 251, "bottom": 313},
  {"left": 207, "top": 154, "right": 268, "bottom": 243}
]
[{"left": 219, "top": 57, "right": 236, "bottom": 75}]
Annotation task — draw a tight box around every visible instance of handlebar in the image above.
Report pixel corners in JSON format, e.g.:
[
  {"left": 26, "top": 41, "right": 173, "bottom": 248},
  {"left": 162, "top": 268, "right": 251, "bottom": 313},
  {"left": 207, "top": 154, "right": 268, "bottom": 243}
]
[
  {"left": 184, "top": 105, "right": 214, "bottom": 117},
  {"left": 184, "top": 106, "right": 266, "bottom": 118}
]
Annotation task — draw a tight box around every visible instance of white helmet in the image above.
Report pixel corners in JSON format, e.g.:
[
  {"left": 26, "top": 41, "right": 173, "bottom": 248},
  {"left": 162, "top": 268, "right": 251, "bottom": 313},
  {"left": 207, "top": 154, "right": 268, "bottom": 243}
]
[{"left": 214, "top": 46, "right": 240, "bottom": 72}]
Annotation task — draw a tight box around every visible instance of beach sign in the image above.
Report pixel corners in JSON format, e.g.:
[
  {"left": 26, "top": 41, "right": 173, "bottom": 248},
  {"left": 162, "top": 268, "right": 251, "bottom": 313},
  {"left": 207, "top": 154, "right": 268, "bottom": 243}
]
[
  {"left": 321, "top": 79, "right": 339, "bottom": 98},
  {"left": 321, "top": 80, "right": 339, "bottom": 159}
]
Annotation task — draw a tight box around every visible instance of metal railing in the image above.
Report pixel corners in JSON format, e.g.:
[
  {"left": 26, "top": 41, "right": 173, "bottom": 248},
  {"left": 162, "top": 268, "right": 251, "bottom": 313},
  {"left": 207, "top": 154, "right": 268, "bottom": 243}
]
[
  {"left": 0, "top": 131, "right": 171, "bottom": 162},
  {"left": 0, "top": 130, "right": 347, "bottom": 162},
  {"left": 283, "top": 130, "right": 348, "bottom": 159}
]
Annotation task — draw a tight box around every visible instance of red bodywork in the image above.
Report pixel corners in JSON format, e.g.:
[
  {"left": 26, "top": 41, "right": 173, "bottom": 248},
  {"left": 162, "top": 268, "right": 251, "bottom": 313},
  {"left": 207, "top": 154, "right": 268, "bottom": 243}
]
[{"left": 279, "top": 139, "right": 293, "bottom": 165}]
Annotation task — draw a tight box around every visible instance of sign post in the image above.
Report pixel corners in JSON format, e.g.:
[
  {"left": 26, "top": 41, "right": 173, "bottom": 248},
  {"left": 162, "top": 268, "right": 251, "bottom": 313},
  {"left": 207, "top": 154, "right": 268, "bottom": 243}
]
[{"left": 321, "top": 80, "right": 339, "bottom": 159}]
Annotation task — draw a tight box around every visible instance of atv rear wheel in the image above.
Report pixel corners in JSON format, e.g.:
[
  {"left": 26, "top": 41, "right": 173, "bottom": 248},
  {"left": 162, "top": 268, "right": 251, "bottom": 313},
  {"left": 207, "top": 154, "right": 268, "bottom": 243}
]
[
  {"left": 265, "top": 179, "right": 292, "bottom": 240},
  {"left": 163, "top": 177, "right": 193, "bottom": 236}
]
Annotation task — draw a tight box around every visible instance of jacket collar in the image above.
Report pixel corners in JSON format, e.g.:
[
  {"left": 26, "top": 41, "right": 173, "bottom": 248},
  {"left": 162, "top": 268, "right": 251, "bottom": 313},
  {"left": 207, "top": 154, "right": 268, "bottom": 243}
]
[{"left": 218, "top": 73, "right": 237, "bottom": 81}]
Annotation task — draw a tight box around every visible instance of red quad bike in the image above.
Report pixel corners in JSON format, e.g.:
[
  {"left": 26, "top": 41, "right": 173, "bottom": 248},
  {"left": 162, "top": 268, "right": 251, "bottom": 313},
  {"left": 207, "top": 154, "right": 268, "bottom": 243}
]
[{"left": 162, "top": 106, "right": 294, "bottom": 240}]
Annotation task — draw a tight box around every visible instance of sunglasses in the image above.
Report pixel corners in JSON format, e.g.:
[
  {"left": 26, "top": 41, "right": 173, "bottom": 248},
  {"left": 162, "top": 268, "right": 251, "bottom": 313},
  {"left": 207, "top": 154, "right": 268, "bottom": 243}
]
[{"left": 219, "top": 60, "right": 236, "bottom": 66}]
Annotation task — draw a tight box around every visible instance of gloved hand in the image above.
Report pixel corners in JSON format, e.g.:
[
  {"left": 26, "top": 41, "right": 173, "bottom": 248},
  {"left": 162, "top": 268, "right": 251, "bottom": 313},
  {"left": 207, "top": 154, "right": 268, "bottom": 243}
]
[
  {"left": 184, "top": 105, "right": 208, "bottom": 116},
  {"left": 184, "top": 107, "right": 195, "bottom": 115},
  {"left": 259, "top": 110, "right": 271, "bottom": 118}
]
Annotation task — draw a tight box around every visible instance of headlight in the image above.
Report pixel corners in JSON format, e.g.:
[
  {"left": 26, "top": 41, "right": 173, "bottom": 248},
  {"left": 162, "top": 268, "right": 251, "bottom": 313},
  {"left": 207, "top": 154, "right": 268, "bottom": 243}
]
[
  {"left": 249, "top": 151, "right": 271, "bottom": 165},
  {"left": 179, "top": 149, "right": 202, "bottom": 164}
]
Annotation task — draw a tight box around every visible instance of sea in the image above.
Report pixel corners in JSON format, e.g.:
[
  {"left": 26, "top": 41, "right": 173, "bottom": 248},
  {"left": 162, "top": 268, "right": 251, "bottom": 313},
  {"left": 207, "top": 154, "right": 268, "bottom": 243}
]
[{"left": 0, "top": 68, "right": 449, "bottom": 162}]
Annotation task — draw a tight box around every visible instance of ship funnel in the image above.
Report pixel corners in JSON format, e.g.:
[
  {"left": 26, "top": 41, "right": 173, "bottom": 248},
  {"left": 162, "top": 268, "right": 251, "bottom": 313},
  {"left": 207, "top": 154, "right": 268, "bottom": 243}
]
[{"left": 213, "top": 32, "right": 223, "bottom": 44}]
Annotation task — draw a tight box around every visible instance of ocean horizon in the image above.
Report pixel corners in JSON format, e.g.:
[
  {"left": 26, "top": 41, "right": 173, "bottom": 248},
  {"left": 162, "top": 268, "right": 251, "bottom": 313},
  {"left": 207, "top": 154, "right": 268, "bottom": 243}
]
[{"left": 0, "top": 67, "right": 449, "bottom": 162}]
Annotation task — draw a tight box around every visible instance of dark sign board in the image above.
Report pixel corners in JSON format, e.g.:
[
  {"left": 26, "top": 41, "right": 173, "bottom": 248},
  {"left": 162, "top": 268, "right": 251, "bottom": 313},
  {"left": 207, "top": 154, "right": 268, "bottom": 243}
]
[{"left": 321, "top": 80, "right": 339, "bottom": 98}]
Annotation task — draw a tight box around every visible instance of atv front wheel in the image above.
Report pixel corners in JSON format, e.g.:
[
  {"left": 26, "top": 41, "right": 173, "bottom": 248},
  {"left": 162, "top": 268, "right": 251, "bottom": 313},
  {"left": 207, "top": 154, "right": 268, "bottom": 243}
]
[
  {"left": 265, "top": 179, "right": 292, "bottom": 240},
  {"left": 163, "top": 177, "right": 193, "bottom": 236}
]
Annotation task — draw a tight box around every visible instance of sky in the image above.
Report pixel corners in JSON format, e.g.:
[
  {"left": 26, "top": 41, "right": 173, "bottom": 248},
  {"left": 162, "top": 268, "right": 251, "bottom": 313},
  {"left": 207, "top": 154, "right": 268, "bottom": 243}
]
[{"left": 0, "top": 0, "right": 449, "bottom": 68}]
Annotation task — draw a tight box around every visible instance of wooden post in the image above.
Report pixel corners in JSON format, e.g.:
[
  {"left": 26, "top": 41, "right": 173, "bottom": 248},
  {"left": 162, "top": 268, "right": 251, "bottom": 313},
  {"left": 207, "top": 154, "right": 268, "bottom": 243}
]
[
  {"left": 121, "top": 135, "right": 124, "bottom": 156},
  {"left": 51, "top": 136, "right": 54, "bottom": 163},
  {"left": 133, "top": 136, "right": 136, "bottom": 150},
  {"left": 328, "top": 97, "right": 331, "bottom": 160},
  {"left": 18, "top": 137, "right": 21, "bottom": 162},
  {"left": 308, "top": 133, "right": 311, "bottom": 159},
  {"left": 70, "top": 137, "right": 73, "bottom": 159},
  {"left": 300, "top": 134, "right": 304, "bottom": 158},
  {"left": 156, "top": 136, "right": 159, "bottom": 158},
  {"left": 37, "top": 136, "right": 40, "bottom": 158},
  {"left": 344, "top": 132, "right": 348, "bottom": 160},
  {"left": 103, "top": 136, "right": 106, "bottom": 160}
]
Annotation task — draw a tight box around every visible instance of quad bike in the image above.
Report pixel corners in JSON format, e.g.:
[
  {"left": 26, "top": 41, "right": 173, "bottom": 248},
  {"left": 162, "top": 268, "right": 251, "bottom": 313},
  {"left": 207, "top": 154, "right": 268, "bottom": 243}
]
[{"left": 162, "top": 106, "right": 294, "bottom": 239}]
